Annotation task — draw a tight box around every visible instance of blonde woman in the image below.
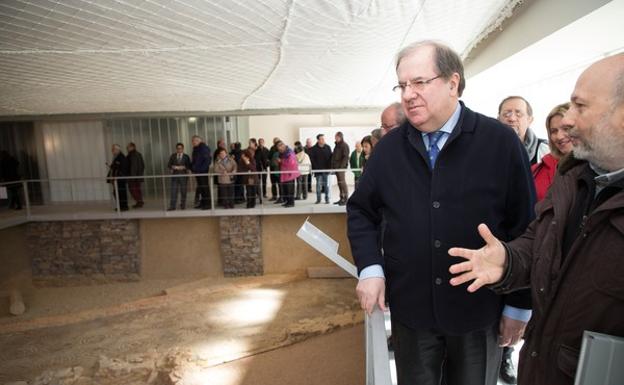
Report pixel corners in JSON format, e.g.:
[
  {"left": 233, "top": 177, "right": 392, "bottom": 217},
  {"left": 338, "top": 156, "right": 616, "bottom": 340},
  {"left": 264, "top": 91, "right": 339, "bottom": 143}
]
[{"left": 532, "top": 103, "right": 572, "bottom": 201}]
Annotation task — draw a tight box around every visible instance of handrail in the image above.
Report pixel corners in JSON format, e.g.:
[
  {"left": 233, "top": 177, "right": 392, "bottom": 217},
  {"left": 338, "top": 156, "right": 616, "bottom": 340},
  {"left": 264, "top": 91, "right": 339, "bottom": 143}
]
[
  {"left": 297, "top": 219, "right": 393, "bottom": 385},
  {"left": 0, "top": 167, "right": 363, "bottom": 185}
]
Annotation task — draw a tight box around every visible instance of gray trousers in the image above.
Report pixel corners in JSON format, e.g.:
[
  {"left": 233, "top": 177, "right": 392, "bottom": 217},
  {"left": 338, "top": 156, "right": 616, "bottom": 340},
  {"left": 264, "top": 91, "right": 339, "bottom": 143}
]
[
  {"left": 169, "top": 175, "right": 188, "bottom": 208},
  {"left": 391, "top": 317, "right": 502, "bottom": 385}
]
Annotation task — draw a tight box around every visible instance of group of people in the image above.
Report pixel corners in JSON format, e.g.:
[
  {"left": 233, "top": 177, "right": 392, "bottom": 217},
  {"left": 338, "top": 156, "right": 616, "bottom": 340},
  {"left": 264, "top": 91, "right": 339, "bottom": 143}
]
[
  {"left": 106, "top": 142, "right": 145, "bottom": 211},
  {"left": 348, "top": 40, "right": 623, "bottom": 385},
  {"left": 106, "top": 130, "right": 374, "bottom": 211}
]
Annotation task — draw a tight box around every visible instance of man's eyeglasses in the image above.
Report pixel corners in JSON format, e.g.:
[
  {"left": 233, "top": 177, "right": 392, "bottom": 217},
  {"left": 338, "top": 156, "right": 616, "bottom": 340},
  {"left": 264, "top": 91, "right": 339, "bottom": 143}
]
[
  {"left": 392, "top": 75, "right": 441, "bottom": 94},
  {"left": 500, "top": 110, "right": 526, "bottom": 119}
]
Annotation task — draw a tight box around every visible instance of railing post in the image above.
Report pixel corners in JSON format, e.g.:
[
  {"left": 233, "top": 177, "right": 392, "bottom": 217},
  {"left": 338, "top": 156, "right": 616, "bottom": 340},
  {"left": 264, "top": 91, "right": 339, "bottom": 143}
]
[
  {"left": 69, "top": 178, "right": 75, "bottom": 203},
  {"left": 259, "top": 171, "right": 264, "bottom": 209},
  {"left": 365, "top": 313, "right": 373, "bottom": 385},
  {"left": 209, "top": 173, "right": 215, "bottom": 212},
  {"left": 23, "top": 181, "right": 31, "bottom": 220},
  {"left": 113, "top": 179, "right": 121, "bottom": 217},
  {"left": 161, "top": 176, "right": 168, "bottom": 212}
]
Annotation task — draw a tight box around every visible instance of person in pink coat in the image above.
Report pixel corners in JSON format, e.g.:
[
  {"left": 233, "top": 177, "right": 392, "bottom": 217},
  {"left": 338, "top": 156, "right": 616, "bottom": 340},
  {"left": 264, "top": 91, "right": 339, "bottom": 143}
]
[{"left": 277, "top": 141, "right": 300, "bottom": 207}]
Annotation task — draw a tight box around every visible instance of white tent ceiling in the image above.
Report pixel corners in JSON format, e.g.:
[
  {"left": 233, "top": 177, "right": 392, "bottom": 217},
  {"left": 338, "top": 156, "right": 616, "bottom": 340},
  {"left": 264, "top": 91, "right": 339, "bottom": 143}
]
[{"left": 0, "top": 0, "right": 519, "bottom": 117}]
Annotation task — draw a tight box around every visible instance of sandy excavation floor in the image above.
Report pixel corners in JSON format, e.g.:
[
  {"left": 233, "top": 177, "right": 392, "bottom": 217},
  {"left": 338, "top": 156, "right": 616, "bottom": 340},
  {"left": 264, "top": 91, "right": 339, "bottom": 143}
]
[{"left": 0, "top": 276, "right": 362, "bottom": 384}]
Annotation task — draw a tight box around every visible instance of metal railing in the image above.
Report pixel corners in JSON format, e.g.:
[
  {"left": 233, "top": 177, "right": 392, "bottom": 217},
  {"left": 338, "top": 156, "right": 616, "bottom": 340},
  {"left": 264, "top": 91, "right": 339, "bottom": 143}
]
[
  {"left": 297, "top": 219, "right": 393, "bottom": 385},
  {"left": 0, "top": 167, "right": 362, "bottom": 223}
]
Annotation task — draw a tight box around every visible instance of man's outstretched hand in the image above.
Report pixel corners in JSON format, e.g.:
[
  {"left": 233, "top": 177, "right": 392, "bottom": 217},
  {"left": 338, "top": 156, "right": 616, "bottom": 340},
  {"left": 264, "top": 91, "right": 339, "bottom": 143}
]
[{"left": 448, "top": 224, "right": 507, "bottom": 292}]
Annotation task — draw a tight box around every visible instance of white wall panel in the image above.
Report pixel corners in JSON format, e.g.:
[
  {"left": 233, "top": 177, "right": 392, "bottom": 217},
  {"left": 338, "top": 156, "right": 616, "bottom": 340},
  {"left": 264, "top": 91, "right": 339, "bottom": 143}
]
[{"left": 41, "top": 120, "right": 108, "bottom": 202}]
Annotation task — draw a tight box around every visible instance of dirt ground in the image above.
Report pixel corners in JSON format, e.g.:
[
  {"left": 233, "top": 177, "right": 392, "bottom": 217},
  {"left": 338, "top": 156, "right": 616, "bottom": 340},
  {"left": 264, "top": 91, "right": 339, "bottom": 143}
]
[{"left": 0, "top": 276, "right": 362, "bottom": 384}]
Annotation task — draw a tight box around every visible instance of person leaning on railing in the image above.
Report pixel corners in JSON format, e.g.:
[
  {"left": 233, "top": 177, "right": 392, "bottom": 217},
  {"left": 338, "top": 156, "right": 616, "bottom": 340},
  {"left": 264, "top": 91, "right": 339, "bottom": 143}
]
[{"left": 106, "top": 144, "right": 130, "bottom": 212}]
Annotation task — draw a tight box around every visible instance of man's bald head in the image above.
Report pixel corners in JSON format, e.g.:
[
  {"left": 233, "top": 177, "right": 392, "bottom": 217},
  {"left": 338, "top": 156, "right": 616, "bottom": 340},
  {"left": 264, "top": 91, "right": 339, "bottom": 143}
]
[
  {"left": 381, "top": 102, "right": 405, "bottom": 135},
  {"left": 608, "top": 54, "right": 624, "bottom": 109},
  {"left": 563, "top": 53, "right": 624, "bottom": 171}
]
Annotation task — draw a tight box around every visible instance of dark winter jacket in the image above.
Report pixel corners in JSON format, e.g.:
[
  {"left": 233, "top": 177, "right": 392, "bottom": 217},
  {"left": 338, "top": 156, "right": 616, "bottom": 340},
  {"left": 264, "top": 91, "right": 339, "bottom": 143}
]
[
  {"left": 238, "top": 157, "right": 257, "bottom": 185},
  {"left": 331, "top": 139, "right": 350, "bottom": 170},
  {"left": 256, "top": 146, "right": 270, "bottom": 171},
  {"left": 308, "top": 143, "right": 332, "bottom": 172},
  {"left": 107, "top": 152, "right": 129, "bottom": 182},
  {"left": 168, "top": 153, "right": 192, "bottom": 175},
  {"left": 126, "top": 149, "right": 145, "bottom": 183},
  {"left": 191, "top": 142, "right": 212, "bottom": 174},
  {"left": 0, "top": 152, "right": 20, "bottom": 182},
  {"left": 347, "top": 102, "right": 535, "bottom": 334},
  {"left": 493, "top": 156, "right": 624, "bottom": 385}
]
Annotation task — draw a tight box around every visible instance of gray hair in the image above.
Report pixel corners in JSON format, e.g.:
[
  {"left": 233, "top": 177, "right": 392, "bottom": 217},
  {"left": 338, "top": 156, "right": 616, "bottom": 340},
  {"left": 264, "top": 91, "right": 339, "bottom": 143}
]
[
  {"left": 112, "top": 144, "right": 121, "bottom": 151},
  {"left": 396, "top": 40, "right": 466, "bottom": 96},
  {"left": 389, "top": 102, "right": 405, "bottom": 123},
  {"left": 191, "top": 135, "right": 203, "bottom": 141},
  {"left": 371, "top": 128, "right": 382, "bottom": 140}
]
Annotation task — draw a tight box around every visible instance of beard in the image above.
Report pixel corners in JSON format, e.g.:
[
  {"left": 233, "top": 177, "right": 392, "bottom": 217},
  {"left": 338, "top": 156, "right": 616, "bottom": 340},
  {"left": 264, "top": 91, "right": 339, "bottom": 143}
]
[{"left": 571, "top": 113, "right": 624, "bottom": 171}]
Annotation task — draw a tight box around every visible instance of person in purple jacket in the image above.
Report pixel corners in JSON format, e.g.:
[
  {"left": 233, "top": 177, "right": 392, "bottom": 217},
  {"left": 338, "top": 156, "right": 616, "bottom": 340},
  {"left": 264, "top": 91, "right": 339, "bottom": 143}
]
[{"left": 277, "top": 141, "right": 300, "bottom": 208}]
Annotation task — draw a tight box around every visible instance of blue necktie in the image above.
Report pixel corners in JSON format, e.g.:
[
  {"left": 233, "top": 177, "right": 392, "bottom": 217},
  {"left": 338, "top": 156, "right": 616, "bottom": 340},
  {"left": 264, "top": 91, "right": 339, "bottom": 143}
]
[{"left": 427, "top": 131, "right": 445, "bottom": 170}]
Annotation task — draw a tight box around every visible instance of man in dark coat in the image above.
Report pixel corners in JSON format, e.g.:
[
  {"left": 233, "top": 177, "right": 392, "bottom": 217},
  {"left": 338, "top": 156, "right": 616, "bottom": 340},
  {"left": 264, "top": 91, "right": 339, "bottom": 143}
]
[
  {"left": 191, "top": 135, "right": 212, "bottom": 210},
  {"left": 107, "top": 144, "right": 129, "bottom": 211},
  {"left": 0, "top": 150, "right": 21, "bottom": 210},
  {"left": 256, "top": 138, "right": 270, "bottom": 198},
  {"left": 331, "top": 131, "right": 350, "bottom": 205},
  {"left": 347, "top": 41, "right": 535, "bottom": 385},
  {"left": 448, "top": 53, "right": 624, "bottom": 385},
  {"left": 126, "top": 142, "right": 145, "bottom": 208},
  {"left": 308, "top": 134, "right": 333, "bottom": 204},
  {"left": 167, "top": 142, "right": 192, "bottom": 210},
  {"left": 268, "top": 137, "right": 282, "bottom": 202}
]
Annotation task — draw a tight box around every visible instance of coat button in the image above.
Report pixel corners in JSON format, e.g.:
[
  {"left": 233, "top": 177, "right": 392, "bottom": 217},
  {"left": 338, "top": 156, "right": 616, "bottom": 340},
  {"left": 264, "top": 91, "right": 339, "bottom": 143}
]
[
  {"left": 531, "top": 351, "right": 538, "bottom": 358},
  {"left": 539, "top": 287, "right": 545, "bottom": 293},
  {"left": 435, "top": 278, "right": 442, "bottom": 285},
  {"left": 432, "top": 201, "right": 440, "bottom": 209},
  {"left": 434, "top": 240, "right": 441, "bottom": 248}
]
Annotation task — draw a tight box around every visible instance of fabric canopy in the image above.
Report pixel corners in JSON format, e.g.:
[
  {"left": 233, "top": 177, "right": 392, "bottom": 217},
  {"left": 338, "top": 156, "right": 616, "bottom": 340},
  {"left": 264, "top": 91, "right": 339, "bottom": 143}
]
[{"left": 0, "top": 0, "right": 519, "bottom": 116}]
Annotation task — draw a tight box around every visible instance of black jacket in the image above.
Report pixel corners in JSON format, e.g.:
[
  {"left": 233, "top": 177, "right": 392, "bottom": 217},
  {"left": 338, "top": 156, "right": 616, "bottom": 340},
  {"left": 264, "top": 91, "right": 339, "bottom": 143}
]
[
  {"left": 347, "top": 102, "right": 535, "bottom": 334},
  {"left": 256, "top": 146, "right": 270, "bottom": 170},
  {"left": 126, "top": 150, "right": 145, "bottom": 182},
  {"left": 191, "top": 142, "right": 211, "bottom": 173},
  {"left": 107, "top": 152, "right": 129, "bottom": 181},
  {"left": 0, "top": 153, "right": 20, "bottom": 182},
  {"left": 308, "top": 143, "right": 332, "bottom": 171},
  {"left": 168, "top": 153, "right": 192, "bottom": 174}
]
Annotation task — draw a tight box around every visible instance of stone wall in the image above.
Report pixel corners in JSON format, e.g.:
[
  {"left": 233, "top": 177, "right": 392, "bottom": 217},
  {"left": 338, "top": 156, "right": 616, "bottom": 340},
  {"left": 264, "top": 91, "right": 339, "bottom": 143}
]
[
  {"left": 27, "top": 220, "right": 140, "bottom": 286},
  {"left": 219, "top": 216, "right": 263, "bottom": 277}
]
